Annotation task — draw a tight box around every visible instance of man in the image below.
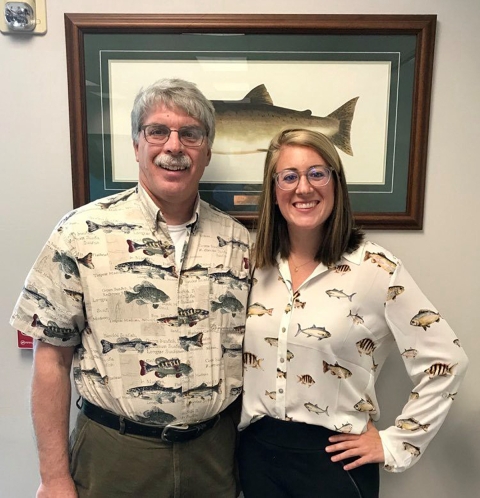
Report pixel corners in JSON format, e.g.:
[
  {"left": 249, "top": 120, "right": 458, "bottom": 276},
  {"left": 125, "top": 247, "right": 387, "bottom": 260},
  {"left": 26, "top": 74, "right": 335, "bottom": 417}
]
[{"left": 11, "top": 79, "right": 251, "bottom": 498}]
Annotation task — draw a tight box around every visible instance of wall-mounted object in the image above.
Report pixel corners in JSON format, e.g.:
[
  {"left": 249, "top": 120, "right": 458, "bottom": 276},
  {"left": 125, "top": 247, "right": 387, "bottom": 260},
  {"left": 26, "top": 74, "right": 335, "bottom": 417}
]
[{"left": 0, "top": 0, "right": 47, "bottom": 34}]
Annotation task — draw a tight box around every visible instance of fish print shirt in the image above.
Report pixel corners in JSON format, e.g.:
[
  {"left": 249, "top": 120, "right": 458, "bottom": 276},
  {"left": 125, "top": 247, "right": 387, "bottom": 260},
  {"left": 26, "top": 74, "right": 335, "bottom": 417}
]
[
  {"left": 239, "top": 240, "right": 468, "bottom": 472},
  {"left": 11, "top": 186, "right": 250, "bottom": 426}
]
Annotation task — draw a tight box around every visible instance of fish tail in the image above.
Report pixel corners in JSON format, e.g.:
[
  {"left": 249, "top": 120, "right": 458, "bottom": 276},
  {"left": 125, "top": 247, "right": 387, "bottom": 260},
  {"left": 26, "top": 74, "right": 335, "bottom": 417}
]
[
  {"left": 124, "top": 291, "right": 135, "bottom": 303},
  {"left": 295, "top": 323, "right": 302, "bottom": 337},
  {"left": 31, "top": 314, "right": 39, "bottom": 327},
  {"left": 127, "top": 240, "right": 136, "bottom": 253},
  {"left": 217, "top": 236, "right": 226, "bottom": 247},
  {"left": 327, "top": 97, "right": 359, "bottom": 156},
  {"left": 221, "top": 345, "right": 226, "bottom": 357},
  {"left": 348, "top": 293, "right": 357, "bottom": 302},
  {"left": 86, "top": 220, "right": 99, "bottom": 232},
  {"left": 140, "top": 360, "right": 147, "bottom": 376},
  {"left": 101, "top": 340, "right": 113, "bottom": 354},
  {"left": 211, "top": 301, "right": 220, "bottom": 312},
  {"left": 323, "top": 360, "right": 329, "bottom": 373},
  {"left": 325, "top": 406, "right": 329, "bottom": 417}
]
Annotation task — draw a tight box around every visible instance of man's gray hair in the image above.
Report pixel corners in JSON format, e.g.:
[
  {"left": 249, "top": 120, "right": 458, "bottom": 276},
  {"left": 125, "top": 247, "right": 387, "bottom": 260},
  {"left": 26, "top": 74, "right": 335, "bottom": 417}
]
[{"left": 131, "top": 78, "right": 216, "bottom": 147}]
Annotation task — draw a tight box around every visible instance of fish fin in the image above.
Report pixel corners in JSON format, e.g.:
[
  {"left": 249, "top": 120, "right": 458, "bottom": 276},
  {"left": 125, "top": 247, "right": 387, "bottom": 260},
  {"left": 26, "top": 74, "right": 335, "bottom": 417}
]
[
  {"left": 140, "top": 360, "right": 147, "bottom": 376},
  {"left": 101, "top": 339, "right": 113, "bottom": 354},
  {"left": 243, "top": 84, "right": 274, "bottom": 105},
  {"left": 327, "top": 96, "right": 359, "bottom": 156}
]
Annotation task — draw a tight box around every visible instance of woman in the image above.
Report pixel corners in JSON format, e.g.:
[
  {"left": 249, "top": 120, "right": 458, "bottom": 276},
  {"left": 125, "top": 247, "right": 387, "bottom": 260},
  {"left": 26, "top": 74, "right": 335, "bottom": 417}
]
[{"left": 238, "top": 129, "right": 467, "bottom": 497}]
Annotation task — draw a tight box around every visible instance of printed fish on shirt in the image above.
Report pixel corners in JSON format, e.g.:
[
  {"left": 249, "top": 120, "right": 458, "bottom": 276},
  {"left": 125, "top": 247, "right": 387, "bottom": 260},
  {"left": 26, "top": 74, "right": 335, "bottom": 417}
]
[
  {"left": 295, "top": 323, "right": 331, "bottom": 341},
  {"left": 401, "top": 348, "right": 418, "bottom": 359},
  {"left": 442, "top": 392, "right": 457, "bottom": 401},
  {"left": 86, "top": 220, "right": 141, "bottom": 233},
  {"left": 424, "top": 362, "right": 457, "bottom": 379},
  {"left": 77, "top": 253, "right": 94, "bottom": 269},
  {"left": 326, "top": 289, "right": 356, "bottom": 301},
  {"left": 23, "top": 286, "right": 55, "bottom": 310},
  {"left": 396, "top": 418, "right": 430, "bottom": 432},
  {"left": 243, "top": 352, "right": 264, "bottom": 370},
  {"left": 140, "top": 357, "right": 193, "bottom": 378},
  {"left": 181, "top": 264, "right": 209, "bottom": 279},
  {"left": 52, "top": 251, "right": 79, "bottom": 279},
  {"left": 136, "top": 407, "right": 176, "bottom": 425},
  {"left": 247, "top": 302, "right": 273, "bottom": 317},
  {"left": 31, "top": 314, "right": 78, "bottom": 341},
  {"left": 158, "top": 308, "right": 209, "bottom": 327},
  {"left": 402, "top": 442, "right": 421, "bottom": 457},
  {"left": 217, "top": 236, "right": 249, "bottom": 252},
  {"left": 329, "top": 263, "right": 351, "bottom": 276},
  {"left": 386, "top": 285, "right": 404, "bottom": 302},
  {"left": 179, "top": 332, "right": 204, "bottom": 351},
  {"left": 354, "top": 397, "right": 376, "bottom": 413},
  {"left": 230, "top": 386, "right": 243, "bottom": 396},
  {"left": 335, "top": 422, "right": 353, "bottom": 433},
  {"left": 323, "top": 361, "right": 352, "bottom": 379},
  {"left": 356, "top": 338, "right": 376, "bottom": 357},
  {"left": 209, "top": 269, "right": 250, "bottom": 290},
  {"left": 297, "top": 374, "right": 315, "bottom": 387},
  {"left": 348, "top": 310, "right": 364, "bottom": 325},
  {"left": 116, "top": 259, "right": 178, "bottom": 279},
  {"left": 409, "top": 391, "right": 420, "bottom": 401},
  {"left": 211, "top": 291, "right": 244, "bottom": 316},
  {"left": 265, "top": 390, "right": 276, "bottom": 400},
  {"left": 63, "top": 289, "right": 83, "bottom": 302},
  {"left": 304, "top": 402, "right": 329, "bottom": 416},
  {"left": 277, "top": 368, "right": 287, "bottom": 379},
  {"left": 124, "top": 281, "right": 170, "bottom": 308},
  {"left": 364, "top": 251, "right": 397, "bottom": 274},
  {"left": 73, "top": 367, "right": 108, "bottom": 385},
  {"left": 183, "top": 379, "right": 222, "bottom": 400},
  {"left": 221, "top": 343, "right": 242, "bottom": 357},
  {"left": 410, "top": 309, "right": 442, "bottom": 330},
  {"left": 127, "top": 238, "right": 174, "bottom": 258},
  {"left": 127, "top": 381, "right": 182, "bottom": 402},
  {"left": 101, "top": 337, "right": 157, "bottom": 354}
]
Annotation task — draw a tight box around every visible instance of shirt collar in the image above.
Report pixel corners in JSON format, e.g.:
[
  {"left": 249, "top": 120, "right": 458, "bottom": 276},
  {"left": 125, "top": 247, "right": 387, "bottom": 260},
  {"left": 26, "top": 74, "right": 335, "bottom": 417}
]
[{"left": 342, "top": 240, "right": 367, "bottom": 266}]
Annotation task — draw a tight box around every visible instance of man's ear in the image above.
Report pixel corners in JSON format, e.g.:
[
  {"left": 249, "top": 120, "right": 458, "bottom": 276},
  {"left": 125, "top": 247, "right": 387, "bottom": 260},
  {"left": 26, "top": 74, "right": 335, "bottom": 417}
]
[{"left": 133, "top": 140, "right": 139, "bottom": 162}]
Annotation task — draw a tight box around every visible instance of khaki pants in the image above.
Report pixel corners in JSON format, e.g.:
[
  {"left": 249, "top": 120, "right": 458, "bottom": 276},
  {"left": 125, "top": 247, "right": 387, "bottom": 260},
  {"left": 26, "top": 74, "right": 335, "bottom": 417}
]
[{"left": 69, "top": 406, "right": 239, "bottom": 498}]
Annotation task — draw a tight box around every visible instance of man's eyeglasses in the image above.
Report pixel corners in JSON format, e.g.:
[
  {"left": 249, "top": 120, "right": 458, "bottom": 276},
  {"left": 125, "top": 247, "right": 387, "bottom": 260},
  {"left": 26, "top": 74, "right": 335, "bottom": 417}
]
[
  {"left": 274, "top": 165, "right": 333, "bottom": 190},
  {"left": 141, "top": 124, "right": 207, "bottom": 147}
]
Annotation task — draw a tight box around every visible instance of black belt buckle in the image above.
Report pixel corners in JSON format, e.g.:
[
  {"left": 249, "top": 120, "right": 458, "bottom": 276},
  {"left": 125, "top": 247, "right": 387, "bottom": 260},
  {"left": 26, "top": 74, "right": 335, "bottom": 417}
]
[{"left": 161, "top": 423, "right": 197, "bottom": 443}]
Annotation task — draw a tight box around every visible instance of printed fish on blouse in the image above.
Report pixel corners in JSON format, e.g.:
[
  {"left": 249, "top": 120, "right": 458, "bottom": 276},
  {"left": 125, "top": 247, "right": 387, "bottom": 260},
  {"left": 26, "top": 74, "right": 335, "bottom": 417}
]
[
  {"left": 397, "top": 418, "right": 430, "bottom": 432},
  {"left": 209, "top": 269, "right": 250, "bottom": 290},
  {"left": 127, "top": 238, "right": 174, "bottom": 258},
  {"left": 348, "top": 310, "right": 364, "bottom": 325},
  {"left": 247, "top": 302, "right": 273, "bottom": 317},
  {"left": 86, "top": 220, "right": 141, "bottom": 233},
  {"left": 101, "top": 337, "right": 157, "bottom": 354},
  {"left": 424, "top": 362, "right": 457, "bottom": 378},
  {"left": 63, "top": 289, "right": 83, "bottom": 302},
  {"left": 136, "top": 407, "right": 176, "bottom": 425},
  {"left": 402, "top": 442, "right": 421, "bottom": 457},
  {"left": 442, "top": 392, "right": 457, "bottom": 401},
  {"left": 230, "top": 386, "right": 243, "bottom": 396},
  {"left": 409, "top": 391, "right": 420, "bottom": 401},
  {"left": 179, "top": 332, "right": 204, "bottom": 351},
  {"left": 296, "top": 323, "right": 331, "bottom": 341},
  {"left": 356, "top": 338, "right": 376, "bottom": 356},
  {"left": 453, "top": 339, "right": 462, "bottom": 347},
  {"left": 401, "top": 348, "right": 418, "bottom": 359},
  {"left": 364, "top": 251, "right": 397, "bottom": 274},
  {"left": 297, "top": 374, "right": 315, "bottom": 387},
  {"left": 243, "top": 352, "right": 264, "bottom": 370},
  {"left": 323, "top": 360, "right": 352, "bottom": 379},
  {"left": 217, "top": 236, "right": 249, "bottom": 252},
  {"left": 52, "top": 251, "right": 79, "bottom": 279},
  {"left": 326, "top": 289, "right": 356, "bottom": 301},
  {"left": 23, "top": 286, "right": 55, "bottom": 309},
  {"left": 211, "top": 291, "right": 244, "bottom": 316},
  {"left": 31, "top": 314, "right": 78, "bottom": 341},
  {"left": 116, "top": 259, "right": 178, "bottom": 279},
  {"left": 181, "top": 264, "right": 209, "bottom": 279},
  {"left": 335, "top": 422, "right": 353, "bottom": 433},
  {"left": 410, "top": 309, "right": 442, "bottom": 330},
  {"left": 265, "top": 390, "right": 276, "bottom": 400},
  {"left": 304, "top": 402, "right": 329, "bottom": 416},
  {"left": 127, "top": 381, "right": 182, "bottom": 402},
  {"left": 354, "top": 397, "right": 376, "bottom": 413},
  {"left": 386, "top": 285, "right": 405, "bottom": 302},
  {"left": 158, "top": 308, "right": 209, "bottom": 327},
  {"left": 183, "top": 379, "right": 222, "bottom": 400},
  {"left": 277, "top": 368, "right": 287, "bottom": 379},
  {"left": 221, "top": 343, "right": 242, "bottom": 357},
  {"left": 73, "top": 366, "right": 108, "bottom": 385},
  {"left": 98, "top": 194, "right": 131, "bottom": 210},
  {"left": 140, "top": 357, "right": 193, "bottom": 378},
  {"left": 124, "top": 281, "right": 170, "bottom": 308},
  {"left": 77, "top": 253, "right": 94, "bottom": 269},
  {"left": 328, "top": 263, "right": 351, "bottom": 276}
]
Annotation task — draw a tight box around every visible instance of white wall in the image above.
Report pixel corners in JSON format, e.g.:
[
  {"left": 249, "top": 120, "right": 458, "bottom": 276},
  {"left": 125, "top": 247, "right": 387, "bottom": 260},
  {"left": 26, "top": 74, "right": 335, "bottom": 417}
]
[{"left": 1, "top": 1, "right": 479, "bottom": 496}]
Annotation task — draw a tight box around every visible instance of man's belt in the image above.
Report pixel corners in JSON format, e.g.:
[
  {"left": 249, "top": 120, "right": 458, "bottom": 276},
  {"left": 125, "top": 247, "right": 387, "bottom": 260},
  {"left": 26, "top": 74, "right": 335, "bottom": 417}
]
[{"left": 81, "top": 399, "right": 219, "bottom": 443}]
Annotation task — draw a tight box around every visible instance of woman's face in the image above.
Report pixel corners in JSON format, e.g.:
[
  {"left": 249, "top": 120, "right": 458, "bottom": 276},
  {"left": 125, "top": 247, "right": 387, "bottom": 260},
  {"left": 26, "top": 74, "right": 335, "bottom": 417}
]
[{"left": 274, "top": 145, "right": 335, "bottom": 235}]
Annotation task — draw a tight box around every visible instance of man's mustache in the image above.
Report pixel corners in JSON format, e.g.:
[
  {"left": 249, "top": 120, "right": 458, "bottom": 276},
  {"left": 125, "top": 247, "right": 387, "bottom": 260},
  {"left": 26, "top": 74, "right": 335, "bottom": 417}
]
[{"left": 154, "top": 154, "right": 192, "bottom": 170}]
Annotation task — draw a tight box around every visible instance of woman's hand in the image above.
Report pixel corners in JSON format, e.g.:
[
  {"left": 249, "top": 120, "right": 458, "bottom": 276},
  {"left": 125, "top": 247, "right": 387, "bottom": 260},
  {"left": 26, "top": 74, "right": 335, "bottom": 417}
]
[{"left": 325, "top": 420, "right": 384, "bottom": 471}]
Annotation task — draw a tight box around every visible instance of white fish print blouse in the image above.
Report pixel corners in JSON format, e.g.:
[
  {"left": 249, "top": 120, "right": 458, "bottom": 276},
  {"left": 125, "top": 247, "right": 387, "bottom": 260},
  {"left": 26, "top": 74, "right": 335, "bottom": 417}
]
[
  {"left": 11, "top": 186, "right": 250, "bottom": 426},
  {"left": 239, "top": 240, "right": 468, "bottom": 472}
]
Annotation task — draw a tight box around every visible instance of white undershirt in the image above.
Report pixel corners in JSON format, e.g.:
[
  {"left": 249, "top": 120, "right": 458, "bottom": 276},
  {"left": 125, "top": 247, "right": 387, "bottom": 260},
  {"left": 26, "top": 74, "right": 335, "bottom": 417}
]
[{"left": 167, "top": 223, "right": 188, "bottom": 269}]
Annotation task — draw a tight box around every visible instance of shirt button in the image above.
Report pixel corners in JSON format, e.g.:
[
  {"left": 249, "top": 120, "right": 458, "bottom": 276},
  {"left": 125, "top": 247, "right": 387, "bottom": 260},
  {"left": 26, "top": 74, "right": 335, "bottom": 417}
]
[
  {"left": 279, "top": 389, "right": 284, "bottom": 394},
  {"left": 280, "top": 358, "right": 285, "bottom": 363}
]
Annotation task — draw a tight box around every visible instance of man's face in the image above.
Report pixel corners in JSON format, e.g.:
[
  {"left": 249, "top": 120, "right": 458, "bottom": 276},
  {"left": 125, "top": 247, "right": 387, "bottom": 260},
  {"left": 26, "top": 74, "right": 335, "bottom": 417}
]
[{"left": 134, "top": 103, "right": 211, "bottom": 215}]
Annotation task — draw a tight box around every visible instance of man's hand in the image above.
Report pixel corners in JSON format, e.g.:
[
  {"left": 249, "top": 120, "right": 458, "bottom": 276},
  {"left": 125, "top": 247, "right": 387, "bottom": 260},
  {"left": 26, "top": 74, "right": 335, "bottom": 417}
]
[
  {"left": 325, "top": 420, "right": 384, "bottom": 471},
  {"left": 36, "top": 476, "right": 78, "bottom": 498}
]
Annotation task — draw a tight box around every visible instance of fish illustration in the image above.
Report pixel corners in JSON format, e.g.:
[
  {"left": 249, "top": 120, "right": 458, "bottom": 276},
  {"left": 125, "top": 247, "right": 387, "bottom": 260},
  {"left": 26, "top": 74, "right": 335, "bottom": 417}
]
[
  {"left": 335, "top": 422, "right": 353, "bottom": 433},
  {"left": 441, "top": 392, "right": 457, "bottom": 401},
  {"left": 63, "top": 289, "right": 83, "bottom": 302},
  {"left": 286, "top": 350, "right": 295, "bottom": 362},
  {"left": 409, "top": 391, "right": 420, "bottom": 401},
  {"left": 31, "top": 314, "right": 78, "bottom": 341},
  {"left": 410, "top": 309, "right": 442, "bottom": 330},
  {"left": 243, "top": 352, "right": 264, "bottom": 370},
  {"left": 284, "top": 303, "right": 292, "bottom": 313},
  {"left": 396, "top": 418, "right": 430, "bottom": 432},
  {"left": 158, "top": 308, "right": 209, "bottom": 327},
  {"left": 23, "top": 286, "right": 55, "bottom": 309},
  {"left": 211, "top": 291, "right": 244, "bottom": 316},
  {"left": 101, "top": 337, "right": 157, "bottom": 354},
  {"left": 401, "top": 348, "right": 418, "bottom": 359},
  {"left": 230, "top": 386, "right": 243, "bottom": 396},
  {"left": 356, "top": 338, "right": 376, "bottom": 356},
  {"left": 127, "top": 381, "right": 182, "bottom": 402},
  {"left": 217, "top": 236, "right": 249, "bottom": 252},
  {"left": 56, "top": 210, "right": 77, "bottom": 232},
  {"left": 183, "top": 380, "right": 222, "bottom": 400},
  {"left": 295, "top": 323, "right": 331, "bottom": 341},
  {"left": 52, "top": 251, "right": 79, "bottom": 279},
  {"left": 209, "top": 269, "right": 250, "bottom": 290},
  {"left": 124, "top": 281, "right": 170, "bottom": 308},
  {"left": 86, "top": 220, "right": 141, "bottom": 233},
  {"left": 221, "top": 343, "right": 242, "bottom": 357},
  {"left": 453, "top": 339, "right": 462, "bottom": 348},
  {"left": 386, "top": 285, "right": 405, "bottom": 302},
  {"left": 329, "top": 263, "right": 351, "bottom": 276},
  {"left": 348, "top": 310, "right": 364, "bottom": 325},
  {"left": 326, "top": 289, "right": 356, "bottom": 301},
  {"left": 179, "top": 332, "right": 204, "bottom": 351},
  {"left": 265, "top": 390, "right": 276, "bottom": 400},
  {"left": 264, "top": 337, "right": 278, "bottom": 347},
  {"left": 354, "top": 397, "right": 376, "bottom": 413},
  {"left": 77, "top": 253, "right": 94, "bottom": 269},
  {"left": 277, "top": 368, "right": 287, "bottom": 379},
  {"left": 136, "top": 407, "right": 176, "bottom": 425},
  {"left": 140, "top": 357, "right": 192, "bottom": 378},
  {"left": 371, "top": 358, "right": 379, "bottom": 372},
  {"left": 127, "top": 238, "right": 174, "bottom": 258},
  {"left": 116, "top": 259, "right": 178, "bottom": 279},
  {"left": 364, "top": 251, "right": 397, "bottom": 275},
  {"left": 181, "top": 264, "right": 209, "bottom": 279},
  {"left": 424, "top": 362, "right": 457, "bottom": 379},
  {"left": 98, "top": 193, "right": 132, "bottom": 209},
  {"left": 402, "top": 442, "right": 421, "bottom": 457},
  {"left": 294, "top": 299, "right": 306, "bottom": 309},
  {"left": 234, "top": 324, "right": 246, "bottom": 334},
  {"left": 74, "top": 367, "right": 108, "bottom": 385},
  {"left": 212, "top": 84, "right": 358, "bottom": 156},
  {"left": 323, "top": 361, "right": 352, "bottom": 379},
  {"left": 304, "top": 402, "right": 329, "bottom": 416},
  {"left": 247, "top": 302, "right": 273, "bottom": 317},
  {"left": 297, "top": 374, "right": 315, "bottom": 387}
]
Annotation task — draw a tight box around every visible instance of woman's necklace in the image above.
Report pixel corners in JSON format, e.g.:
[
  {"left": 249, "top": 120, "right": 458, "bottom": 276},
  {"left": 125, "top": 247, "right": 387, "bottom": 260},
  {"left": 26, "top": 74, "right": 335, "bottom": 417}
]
[{"left": 290, "top": 255, "right": 315, "bottom": 272}]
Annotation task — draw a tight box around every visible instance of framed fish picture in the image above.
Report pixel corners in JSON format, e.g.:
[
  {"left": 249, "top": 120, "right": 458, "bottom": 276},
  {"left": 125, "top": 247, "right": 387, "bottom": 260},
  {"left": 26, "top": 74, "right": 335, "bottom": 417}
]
[{"left": 65, "top": 14, "right": 436, "bottom": 229}]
